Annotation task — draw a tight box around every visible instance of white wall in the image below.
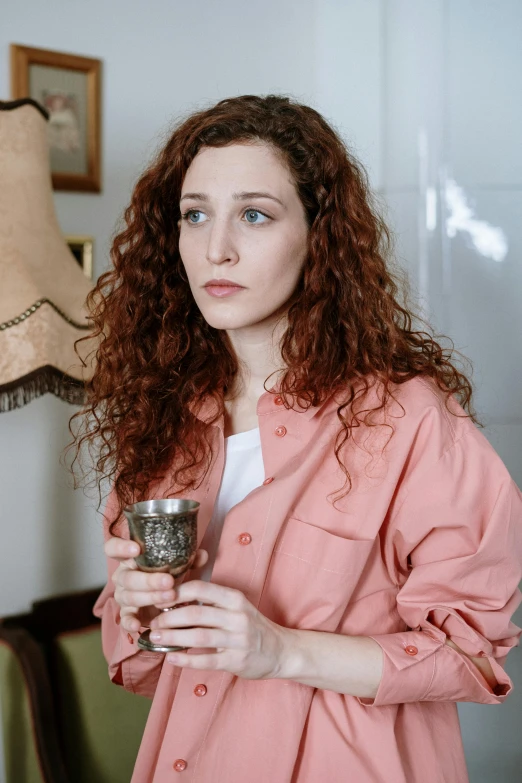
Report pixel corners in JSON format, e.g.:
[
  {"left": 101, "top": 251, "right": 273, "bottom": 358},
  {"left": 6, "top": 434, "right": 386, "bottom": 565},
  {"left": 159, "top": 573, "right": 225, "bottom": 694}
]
[
  {"left": 1, "top": 1, "right": 521, "bottom": 781},
  {"left": 381, "top": 0, "right": 522, "bottom": 493},
  {"left": 379, "top": 4, "right": 522, "bottom": 780},
  {"left": 0, "top": 0, "right": 384, "bottom": 617}
]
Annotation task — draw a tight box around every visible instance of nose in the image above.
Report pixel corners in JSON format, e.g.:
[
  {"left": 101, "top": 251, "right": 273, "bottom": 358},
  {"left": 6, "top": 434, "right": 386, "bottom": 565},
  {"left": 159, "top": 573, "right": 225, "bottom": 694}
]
[{"left": 205, "top": 216, "right": 239, "bottom": 266}]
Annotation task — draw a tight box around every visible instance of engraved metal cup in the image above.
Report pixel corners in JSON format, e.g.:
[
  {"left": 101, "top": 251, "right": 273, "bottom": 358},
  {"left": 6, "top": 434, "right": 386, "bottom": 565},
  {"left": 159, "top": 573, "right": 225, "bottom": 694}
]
[{"left": 123, "top": 498, "right": 200, "bottom": 653}]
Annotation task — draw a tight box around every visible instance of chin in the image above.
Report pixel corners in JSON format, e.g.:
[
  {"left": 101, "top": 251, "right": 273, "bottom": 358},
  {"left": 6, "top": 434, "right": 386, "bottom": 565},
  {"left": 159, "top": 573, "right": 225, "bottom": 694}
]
[
  {"left": 198, "top": 307, "right": 271, "bottom": 331},
  {"left": 202, "top": 315, "right": 260, "bottom": 330}
]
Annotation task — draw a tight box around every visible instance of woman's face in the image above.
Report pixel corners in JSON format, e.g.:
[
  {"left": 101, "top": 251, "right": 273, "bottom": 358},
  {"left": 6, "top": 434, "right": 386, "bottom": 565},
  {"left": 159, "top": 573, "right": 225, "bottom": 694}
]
[{"left": 177, "top": 142, "right": 309, "bottom": 333}]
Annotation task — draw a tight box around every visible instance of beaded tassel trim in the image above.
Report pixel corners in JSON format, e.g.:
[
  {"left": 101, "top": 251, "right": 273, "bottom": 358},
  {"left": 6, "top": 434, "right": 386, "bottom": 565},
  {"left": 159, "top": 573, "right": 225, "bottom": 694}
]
[{"left": 0, "top": 297, "right": 92, "bottom": 331}]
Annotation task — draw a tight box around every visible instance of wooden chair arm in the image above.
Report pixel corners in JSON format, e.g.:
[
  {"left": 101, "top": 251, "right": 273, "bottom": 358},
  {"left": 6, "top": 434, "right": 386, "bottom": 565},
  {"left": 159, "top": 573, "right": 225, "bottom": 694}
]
[{"left": 0, "top": 625, "right": 71, "bottom": 783}]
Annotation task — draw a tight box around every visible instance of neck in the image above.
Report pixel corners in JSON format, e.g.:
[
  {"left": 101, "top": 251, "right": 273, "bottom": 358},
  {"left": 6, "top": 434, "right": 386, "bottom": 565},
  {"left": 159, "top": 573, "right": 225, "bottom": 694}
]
[{"left": 224, "top": 314, "right": 287, "bottom": 404}]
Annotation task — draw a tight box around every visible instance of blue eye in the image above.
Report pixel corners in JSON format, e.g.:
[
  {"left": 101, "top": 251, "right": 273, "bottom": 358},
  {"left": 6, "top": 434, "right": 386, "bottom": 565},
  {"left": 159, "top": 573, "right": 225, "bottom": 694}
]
[
  {"left": 180, "top": 208, "right": 270, "bottom": 225},
  {"left": 182, "top": 209, "right": 206, "bottom": 224},
  {"left": 244, "top": 209, "right": 268, "bottom": 224}
]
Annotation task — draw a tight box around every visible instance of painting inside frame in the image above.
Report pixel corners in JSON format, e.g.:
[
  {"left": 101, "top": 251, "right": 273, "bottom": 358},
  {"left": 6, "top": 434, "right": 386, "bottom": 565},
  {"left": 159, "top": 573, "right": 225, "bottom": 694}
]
[
  {"left": 10, "top": 44, "right": 102, "bottom": 192},
  {"left": 30, "top": 64, "right": 89, "bottom": 177}
]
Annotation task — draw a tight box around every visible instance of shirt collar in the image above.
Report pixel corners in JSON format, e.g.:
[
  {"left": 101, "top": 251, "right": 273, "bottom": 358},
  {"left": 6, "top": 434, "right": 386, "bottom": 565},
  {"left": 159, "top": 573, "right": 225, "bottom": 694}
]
[{"left": 188, "top": 383, "right": 328, "bottom": 427}]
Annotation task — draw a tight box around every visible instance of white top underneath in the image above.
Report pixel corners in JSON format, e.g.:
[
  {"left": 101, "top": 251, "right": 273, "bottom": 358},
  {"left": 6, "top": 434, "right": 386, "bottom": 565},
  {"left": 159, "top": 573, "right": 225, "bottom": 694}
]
[{"left": 198, "top": 426, "right": 265, "bottom": 582}]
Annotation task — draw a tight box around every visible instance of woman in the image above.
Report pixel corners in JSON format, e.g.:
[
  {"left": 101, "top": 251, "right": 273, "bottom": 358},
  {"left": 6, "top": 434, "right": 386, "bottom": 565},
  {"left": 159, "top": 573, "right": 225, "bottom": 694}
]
[{"left": 70, "top": 94, "right": 522, "bottom": 782}]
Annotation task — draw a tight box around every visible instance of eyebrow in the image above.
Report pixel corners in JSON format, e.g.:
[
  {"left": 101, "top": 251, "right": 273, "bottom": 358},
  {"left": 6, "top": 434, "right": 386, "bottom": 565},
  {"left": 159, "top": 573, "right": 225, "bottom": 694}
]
[{"left": 179, "top": 191, "right": 286, "bottom": 209}]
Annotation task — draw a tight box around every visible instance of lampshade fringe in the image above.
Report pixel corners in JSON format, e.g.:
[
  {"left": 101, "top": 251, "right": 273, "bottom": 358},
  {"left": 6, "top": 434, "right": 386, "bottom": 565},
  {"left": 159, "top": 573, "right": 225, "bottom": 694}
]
[{"left": 0, "top": 366, "right": 87, "bottom": 412}]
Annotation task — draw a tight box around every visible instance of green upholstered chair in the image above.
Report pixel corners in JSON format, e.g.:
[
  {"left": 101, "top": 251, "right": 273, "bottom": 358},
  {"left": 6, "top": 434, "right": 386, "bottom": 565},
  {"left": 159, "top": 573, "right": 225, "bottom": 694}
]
[
  {"left": 53, "top": 626, "right": 151, "bottom": 783},
  {"left": 0, "top": 589, "right": 151, "bottom": 783}
]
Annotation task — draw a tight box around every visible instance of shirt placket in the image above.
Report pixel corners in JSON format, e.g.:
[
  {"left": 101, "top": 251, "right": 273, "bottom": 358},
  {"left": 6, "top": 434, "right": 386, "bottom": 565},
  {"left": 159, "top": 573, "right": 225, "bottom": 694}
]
[{"left": 152, "top": 395, "right": 305, "bottom": 780}]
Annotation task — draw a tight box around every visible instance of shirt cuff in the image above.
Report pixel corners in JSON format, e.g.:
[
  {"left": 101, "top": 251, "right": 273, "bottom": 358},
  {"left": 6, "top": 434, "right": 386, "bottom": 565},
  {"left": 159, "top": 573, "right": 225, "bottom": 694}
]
[
  {"left": 101, "top": 597, "right": 164, "bottom": 697},
  {"left": 357, "top": 629, "right": 514, "bottom": 707},
  {"left": 113, "top": 626, "right": 164, "bottom": 697}
]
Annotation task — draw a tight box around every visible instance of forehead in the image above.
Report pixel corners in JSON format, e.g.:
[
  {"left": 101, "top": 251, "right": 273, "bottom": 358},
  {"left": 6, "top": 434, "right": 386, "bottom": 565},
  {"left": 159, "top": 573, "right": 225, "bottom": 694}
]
[{"left": 182, "top": 142, "right": 293, "bottom": 191}]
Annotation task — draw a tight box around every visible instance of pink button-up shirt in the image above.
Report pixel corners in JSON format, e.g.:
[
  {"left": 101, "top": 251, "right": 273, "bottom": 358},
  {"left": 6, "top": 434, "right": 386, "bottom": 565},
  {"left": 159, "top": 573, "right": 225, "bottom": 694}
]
[{"left": 93, "top": 376, "right": 522, "bottom": 782}]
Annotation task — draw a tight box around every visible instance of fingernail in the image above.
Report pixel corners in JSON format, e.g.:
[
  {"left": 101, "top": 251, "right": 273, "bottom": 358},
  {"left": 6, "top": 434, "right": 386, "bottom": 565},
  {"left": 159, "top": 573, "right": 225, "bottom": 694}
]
[
  {"left": 161, "top": 576, "right": 172, "bottom": 587},
  {"left": 150, "top": 632, "right": 162, "bottom": 641}
]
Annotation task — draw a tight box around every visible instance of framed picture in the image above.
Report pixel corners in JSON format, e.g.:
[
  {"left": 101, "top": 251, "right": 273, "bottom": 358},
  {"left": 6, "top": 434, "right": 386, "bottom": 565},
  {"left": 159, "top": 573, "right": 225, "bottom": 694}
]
[
  {"left": 10, "top": 43, "right": 102, "bottom": 193},
  {"left": 65, "top": 235, "right": 94, "bottom": 280}
]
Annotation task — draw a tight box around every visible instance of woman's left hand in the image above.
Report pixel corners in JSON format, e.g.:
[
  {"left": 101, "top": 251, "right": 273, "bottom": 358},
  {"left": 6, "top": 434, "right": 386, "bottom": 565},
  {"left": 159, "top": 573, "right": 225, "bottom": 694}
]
[{"left": 148, "top": 579, "right": 291, "bottom": 679}]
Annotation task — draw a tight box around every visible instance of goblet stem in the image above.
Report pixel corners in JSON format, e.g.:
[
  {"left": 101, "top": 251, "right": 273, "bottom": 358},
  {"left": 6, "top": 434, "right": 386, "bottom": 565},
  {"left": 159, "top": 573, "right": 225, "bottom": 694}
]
[{"left": 138, "top": 598, "right": 198, "bottom": 653}]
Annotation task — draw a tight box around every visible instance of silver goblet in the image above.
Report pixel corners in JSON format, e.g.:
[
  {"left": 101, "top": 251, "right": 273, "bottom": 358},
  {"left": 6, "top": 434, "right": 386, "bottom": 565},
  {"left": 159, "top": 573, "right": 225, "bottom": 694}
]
[{"left": 123, "top": 498, "right": 200, "bottom": 653}]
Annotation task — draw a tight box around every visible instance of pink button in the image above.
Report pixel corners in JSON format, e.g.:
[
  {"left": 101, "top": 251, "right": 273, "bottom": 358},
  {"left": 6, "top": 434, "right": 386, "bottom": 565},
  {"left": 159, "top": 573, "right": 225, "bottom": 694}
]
[
  {"left": 274, "top": 395, "right": 284, "bottom": 405},
  {"left": 194, "top": 684, "right": 207, "bottom": 697},
  {"left": 275, "top": 425, "right": 287, "bottom": 437},
  {"left": 238, "top": 533, "right": 252, "bottom": 545},
  {"left": 127, "top": 633, "right": 134, "bottom": 645},
  {"left": 405, "top": 645, "right": 418, "bottom": 655},
  {"left": 173, "top": 759, "right": 187, "bottom": 772},
  {"left": 263, "top": 477, "right": 274, "bottom": 485}
]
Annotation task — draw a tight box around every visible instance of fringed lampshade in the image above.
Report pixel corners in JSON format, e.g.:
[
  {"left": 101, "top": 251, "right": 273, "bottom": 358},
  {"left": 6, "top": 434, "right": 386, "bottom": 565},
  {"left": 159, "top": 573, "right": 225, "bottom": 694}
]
[{"left": 0, "top": 98, "right": 98, "bottom": 412}]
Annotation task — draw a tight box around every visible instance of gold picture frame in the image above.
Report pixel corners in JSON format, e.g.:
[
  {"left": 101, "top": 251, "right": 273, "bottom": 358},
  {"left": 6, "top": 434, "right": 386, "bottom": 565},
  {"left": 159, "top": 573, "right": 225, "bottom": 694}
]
[
  {"left": 10, "top": 43, "right": 102, "bottom": 193},
  {"left": 65, "top": 235, "right": 94, "bottom": 280}
]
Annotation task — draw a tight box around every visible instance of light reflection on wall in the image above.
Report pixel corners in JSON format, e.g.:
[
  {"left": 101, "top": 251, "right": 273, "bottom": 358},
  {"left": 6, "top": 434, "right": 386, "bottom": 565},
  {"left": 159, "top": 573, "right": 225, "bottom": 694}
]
[{"left": 444, "top": 179, "right": 508, "bottom": 263}]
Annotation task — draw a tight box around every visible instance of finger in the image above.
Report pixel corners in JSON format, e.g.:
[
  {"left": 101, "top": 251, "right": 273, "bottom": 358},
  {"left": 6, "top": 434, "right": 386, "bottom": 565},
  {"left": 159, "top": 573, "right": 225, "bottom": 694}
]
[
  {"left": 121, "top": 614, "right": 141, "bottom": 632},
  {"left": 193, "top": 549, "right": 209, "bottom": 568},
  {"left": 150, "top": 627, "right": 240, "bottom": 650},
  {"left": 115, "top": 586, "right": 177, "bottom": 609},
  {"left": 116, "top": 568, "right": 175, "bottom": 593},
  {"left": 150, "top": 604, "right": 243, "bottom": 633},
  {"left": 120, "top": 607, "right": 140, "bottom": 632},
  {"left": 105, "top": 536, "right": 141, "bottom": 561},
  {"left": 172, "top": 580, "right": 247, "bottom": 611}
]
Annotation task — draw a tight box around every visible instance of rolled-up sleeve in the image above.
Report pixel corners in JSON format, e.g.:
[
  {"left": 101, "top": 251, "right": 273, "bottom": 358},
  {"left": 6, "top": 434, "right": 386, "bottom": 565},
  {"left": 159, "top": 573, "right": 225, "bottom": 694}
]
[
  {"left": 358, "top": 426, "right": 522, "bottom": 708},
  {"left": 93, "top": 486, "right": 165, "bottom": 698}
]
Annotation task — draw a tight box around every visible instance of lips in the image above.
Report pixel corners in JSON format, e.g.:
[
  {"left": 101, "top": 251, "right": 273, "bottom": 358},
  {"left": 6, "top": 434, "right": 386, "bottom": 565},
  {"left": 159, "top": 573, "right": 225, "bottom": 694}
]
[
  {"left": 204, "top": 280, "right": 245, "bottom": 288},
  {"left": 204, "top": 280, "right": 246, "bottom": 298}
]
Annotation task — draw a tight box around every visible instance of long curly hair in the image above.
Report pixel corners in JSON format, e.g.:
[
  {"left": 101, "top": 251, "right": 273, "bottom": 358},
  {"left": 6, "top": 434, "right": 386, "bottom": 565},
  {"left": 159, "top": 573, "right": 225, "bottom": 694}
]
[{"left": 66, "top": 93, "right": 480, "bottom": 532}]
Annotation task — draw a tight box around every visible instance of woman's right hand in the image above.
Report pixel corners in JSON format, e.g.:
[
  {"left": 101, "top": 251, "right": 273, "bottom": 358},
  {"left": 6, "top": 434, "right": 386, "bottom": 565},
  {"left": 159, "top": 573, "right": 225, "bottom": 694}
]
[{"left": 105, "top": 536, "right": 209, "bottom": 633}]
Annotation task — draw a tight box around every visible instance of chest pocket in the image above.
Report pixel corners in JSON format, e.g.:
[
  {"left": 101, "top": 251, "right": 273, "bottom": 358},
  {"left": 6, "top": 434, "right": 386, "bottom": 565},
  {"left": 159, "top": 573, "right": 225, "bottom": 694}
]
[{"left": 258, "top": 516, "right": 375, "bottom": 632}]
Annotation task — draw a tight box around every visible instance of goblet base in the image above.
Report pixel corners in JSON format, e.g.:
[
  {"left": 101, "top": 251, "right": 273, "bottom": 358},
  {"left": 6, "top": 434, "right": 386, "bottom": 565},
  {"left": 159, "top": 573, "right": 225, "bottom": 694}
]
[{"left": 137, "top": 628, "right": 188, "bottom": 653}]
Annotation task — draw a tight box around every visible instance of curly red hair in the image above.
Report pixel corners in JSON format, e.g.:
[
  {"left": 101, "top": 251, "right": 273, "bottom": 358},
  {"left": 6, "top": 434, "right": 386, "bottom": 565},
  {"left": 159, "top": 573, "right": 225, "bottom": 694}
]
[{"left": 66, "top": 94, "right": 479, "bottom": 531}]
